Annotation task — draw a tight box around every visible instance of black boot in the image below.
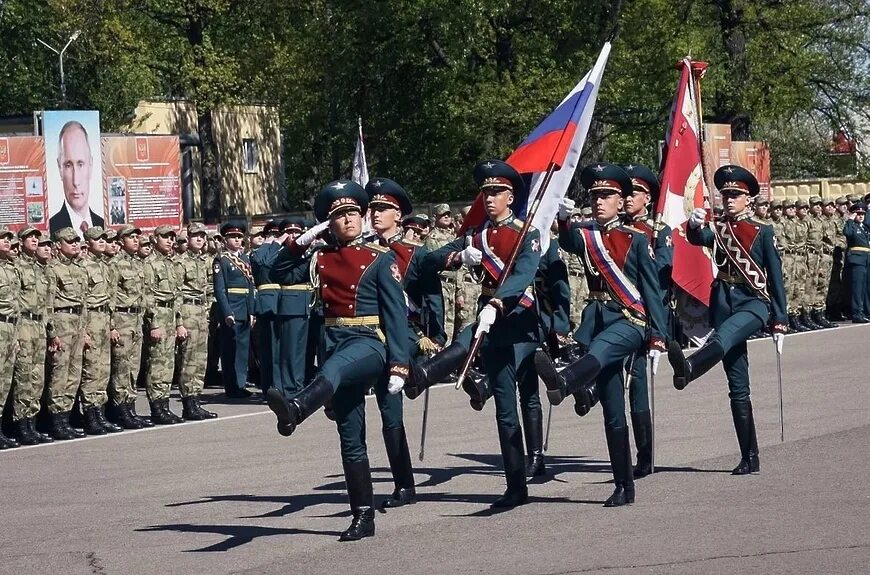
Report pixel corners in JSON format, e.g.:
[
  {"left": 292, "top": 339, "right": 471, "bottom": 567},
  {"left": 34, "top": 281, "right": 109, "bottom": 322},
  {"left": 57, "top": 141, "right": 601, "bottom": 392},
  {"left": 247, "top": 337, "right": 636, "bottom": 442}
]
[
  {"left": 14, "top": 418, "right": 40, "bottom": 446},
  {"left": 669, "top": 339, "right": 725, "bottom": 390},
  {"left": 339, "top": 459, "right": 376, "bottom": 541},
  {"left": 0, "top": 428, "right": 20, "bottom": 449},
  {"left": 492, "top": 424, "right": 529, "bottom": 507},
  {"left": 604, "top": 425, "right": 635, "bottom": 507},
  {"left": 116, "top": 402, "right": 143, "bottom": 430},
  {"left": 404, "top": 342, "right": 468, "bottom": 400},
  {"left": 534, "top": 350, "right": 601, "bottom": 408},
  {"left": 266, "top": 375, "right": 333, "bottom": 437},
  {"left": 27, "top": 417, "right": 54, "bottom": 443},
  {"left": 572, "top": 383, "right": 600, "bottom": 417},
  {"left": 94, "top": 406, "right": 123, "bottom": 433},
  {"left": 823, "top": 311, "right": 840, "bottom": 328},
  {"left": 799, "top": 309, "right": 820, "bottom": 330},
  {"left": 50, "top": 412, "right": 78, "bottom": 441},
  {"left": 631, "top": 410, "right": 653, "bottom": 478},
  {"left": 788, "top": 313, "right": 808, "bottom": 332},
  {"left": 193, "top": 396, "right": 218, "bottom": 419},
  {"left": 812, "top": 309, "right": 834, "bottom": 328},
  {"left": 731, "top": 400, "right": 760, "bottom": 475},
  {"left": 852, "top": 313, "right": 870, "bottom": 324},
  {"left": 181, "top": 397, "right": 204, "bottom": 421},
  {"left": 462, "top": 370, "right": 492, "bottom": 411},
  {"left": 83, "top": 407, "right": 108, "bottom": 435},
  {"left": 129, "top": 400, "right": 154, "bottom": 427},
  {"left": 521, "top": 405, "right": 546, "bottom": 477},
  {"left": 150, "top": 399, "right": 183, "bottom": 425},
  {"left": 381, "top": 426, "right": 417, "bottom": 508}
]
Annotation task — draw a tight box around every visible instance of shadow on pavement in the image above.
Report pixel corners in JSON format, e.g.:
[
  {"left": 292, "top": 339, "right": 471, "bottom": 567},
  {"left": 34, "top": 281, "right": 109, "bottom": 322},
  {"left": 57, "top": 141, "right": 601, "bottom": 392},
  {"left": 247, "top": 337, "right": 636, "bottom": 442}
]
[{"left": 136, "top": 523, "right": 342, "bottom": 552}]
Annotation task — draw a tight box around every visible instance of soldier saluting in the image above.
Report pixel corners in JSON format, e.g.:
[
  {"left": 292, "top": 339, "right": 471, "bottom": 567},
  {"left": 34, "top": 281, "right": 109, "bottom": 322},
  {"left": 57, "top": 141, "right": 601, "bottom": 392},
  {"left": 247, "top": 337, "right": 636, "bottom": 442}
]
[{"left": 265, "top": 180, "right": 410, "bottom": 542}]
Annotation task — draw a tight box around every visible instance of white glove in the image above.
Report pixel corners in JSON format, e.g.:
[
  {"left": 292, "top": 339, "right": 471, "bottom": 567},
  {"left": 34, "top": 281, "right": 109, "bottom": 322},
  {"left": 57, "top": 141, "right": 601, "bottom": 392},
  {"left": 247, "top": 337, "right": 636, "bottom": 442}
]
[
  {"left": 688, "top": 208, "right": 707, "bottom": 229},
  {"left": 388, "top": 375, "right": 405, "bottom": 395},
  {"left": 474, "top": 304, "right": 498, "bottom": 337},
  {"left": 648, "top": 349, "right": 662, "bottom": 375},
  {"left": 295, "top": 221, "right": 329, "bottom": 247},
  {"left": 773, "top": 332, "right": 784, "bottom": 355},
  {"left": 558, "top": 197, "right": 576, "bottom": 221},
  {"left": 460, "top": 245, "right": 482, "bottom": 266}
]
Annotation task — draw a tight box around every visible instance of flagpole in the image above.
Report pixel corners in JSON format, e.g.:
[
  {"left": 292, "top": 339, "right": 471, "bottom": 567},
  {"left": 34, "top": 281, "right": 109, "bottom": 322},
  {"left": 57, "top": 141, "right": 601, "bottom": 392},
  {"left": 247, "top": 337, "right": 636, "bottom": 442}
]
[{"left": 687, "top": 60, "right": 712, "bottom": 210}]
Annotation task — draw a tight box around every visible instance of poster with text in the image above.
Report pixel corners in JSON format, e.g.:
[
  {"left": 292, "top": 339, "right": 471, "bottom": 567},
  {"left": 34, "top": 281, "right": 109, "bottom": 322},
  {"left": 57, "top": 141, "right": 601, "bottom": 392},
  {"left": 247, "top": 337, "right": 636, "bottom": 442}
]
[
  {"left": 702, "top": 123, "right": 732, "bottom": 206},
  {"left": 731, "top": 141, "right": 772, "bottom": 200},
  {"left": 42, "top": 110, "right": 104, "bottom": 237},
  {"left": 101, "top": 135, "right": 182, "bottom": 232},
  {"left": 0, "top": 136, "right": 48, "bottom": 231}
]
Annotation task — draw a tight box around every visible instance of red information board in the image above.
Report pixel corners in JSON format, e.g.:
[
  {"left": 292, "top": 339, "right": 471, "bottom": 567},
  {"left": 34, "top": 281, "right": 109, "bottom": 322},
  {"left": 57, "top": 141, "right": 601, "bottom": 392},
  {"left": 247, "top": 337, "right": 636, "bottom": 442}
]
[{"left": 0, "top": 136, "right": 48, "bottom": 232}]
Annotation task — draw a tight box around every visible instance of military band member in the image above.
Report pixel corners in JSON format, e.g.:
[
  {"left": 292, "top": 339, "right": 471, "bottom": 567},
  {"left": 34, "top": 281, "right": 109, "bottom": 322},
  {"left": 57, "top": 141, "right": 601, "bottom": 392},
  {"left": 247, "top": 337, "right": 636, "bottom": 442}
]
[
  {"left": 668, "top": 165, "right": 788, "bottom": 476},
  {"left": 213, "top": 222, "right": 256, "bottom": 398},
  {"left": 844, "top": 203, "right": 870, "bottom": 323},
  {"left": 266, "top": 180, "right": 411, "bottom": 541},
  {"left": 407, "top": 160, "right": 543, "bottom": 508},
  {"left": 535, "top": 164, "right": 668, "bottom": 507},
  {"left": 0, "top": 226, "right": 21, "bottom": 448}
]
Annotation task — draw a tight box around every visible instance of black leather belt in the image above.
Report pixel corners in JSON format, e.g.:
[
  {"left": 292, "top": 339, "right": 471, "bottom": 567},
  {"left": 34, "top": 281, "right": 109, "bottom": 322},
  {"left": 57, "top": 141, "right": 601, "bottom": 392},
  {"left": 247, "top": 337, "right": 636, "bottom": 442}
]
[
  {"left": 0, "top": 313, "right": 16, "bottom": 324},
  {"left": 88, "top": 305, "right": 110, "bottom": 313},
  {"left": 54, "top": 306, "right": 82, "bottom": 314},
  {"left": 156, "top": 301, "right": 174, "bottom": 309},
  {"left": 20, "top": 312, "right": 42, "bottom": 321},
  {"left": 183, "top": 297, "right": 205, "bottom": 306},
  {"left": 115, "top": 306, "right": 141, "bottom": 314}
]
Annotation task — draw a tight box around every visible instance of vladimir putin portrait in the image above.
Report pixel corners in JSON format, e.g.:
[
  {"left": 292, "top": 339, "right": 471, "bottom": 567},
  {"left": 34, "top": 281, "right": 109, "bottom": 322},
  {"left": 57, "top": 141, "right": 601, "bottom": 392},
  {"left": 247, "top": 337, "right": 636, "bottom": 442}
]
[{"left": 49, "top": 121, "right": 105, "bottom": 235}]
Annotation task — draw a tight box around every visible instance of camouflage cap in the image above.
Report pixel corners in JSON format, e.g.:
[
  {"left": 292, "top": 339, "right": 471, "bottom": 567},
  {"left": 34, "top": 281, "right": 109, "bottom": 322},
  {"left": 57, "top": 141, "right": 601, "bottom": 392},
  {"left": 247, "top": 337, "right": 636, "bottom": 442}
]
[
  {"left": 581, "top": 206, "right": 593, "bottom": 217},
  {"left": 10, "top": 237, "right": 19, "bottom": 248},
  {"left": 770, "top": 199, "right": 783, "bottom": 209},
  {"left": 0, "top": 225, "right": 13, "bottom": 239},
  {"left": 433, "top": 203, "right": 451, "bottom": 217},
  {"left": 848, "top": 193, "right": 862, "bottom": 202},
  {"left": 104, "top": 228, "right": 117, "bottom": 241},
  {"left": 207, "top": 230, "right": 223, "bottom": 240},
  {"left": 17, "top": 226, "right": 41, "bottom": 240},
  {"left": 175, "top": 233, "right": 188, "bottom": 244},
  {"left": 84, "top": 226, "right": 108, "bottom": 241},
  {"left": 782, "top": 198, "right": 796, "bottom": 208},
  {"left": 54, "top": 227, "right": 80, "bottom": 243},
  {"left": 37, "top": 236, "right": 52, "bottom": 246},
  {"left": 795, "top": 198, "right": 809, "bottom": 208},
  {"left": 836, "top": 196, "right": 849, "bottom": 205},
  {"left": 139, "top": 234, "right": 153, "bottom": 246},
  {"left": 755, "top": 196, "right": 770, "bottom": 206},
  {"left": 822, "top": 196, "right": 835, "bottom": 206},
  {"left": 187, "top": 222, "right": 208, "bottom": 236},
  {"left": 808, "top": 195, "right": 822, "bottom": 205},
  {"left": 154, "top": 224, "right": 177, "bottom": 237},
  {"left": 117, "top": 224, "right": 141, "bottom": 237}
]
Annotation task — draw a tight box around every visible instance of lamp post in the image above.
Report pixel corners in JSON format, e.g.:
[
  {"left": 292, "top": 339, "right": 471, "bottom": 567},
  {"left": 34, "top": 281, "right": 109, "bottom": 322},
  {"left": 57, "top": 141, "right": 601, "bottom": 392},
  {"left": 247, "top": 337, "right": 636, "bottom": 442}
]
[{"left": 36, "top": 30, "right": 81, "bottom": 105}]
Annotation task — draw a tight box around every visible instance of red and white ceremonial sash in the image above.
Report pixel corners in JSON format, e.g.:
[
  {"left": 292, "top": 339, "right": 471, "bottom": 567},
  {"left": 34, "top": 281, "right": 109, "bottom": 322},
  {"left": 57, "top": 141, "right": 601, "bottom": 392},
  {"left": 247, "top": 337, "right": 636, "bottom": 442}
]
[
  {"left": 580, "top": 227, "right": 646, "bottom": 318},
  {"left": 713, "top": 220, "right": 770, "bottom": 302},
  {"left": 472, "top": 223, "right": 535, "bottom": 309}
]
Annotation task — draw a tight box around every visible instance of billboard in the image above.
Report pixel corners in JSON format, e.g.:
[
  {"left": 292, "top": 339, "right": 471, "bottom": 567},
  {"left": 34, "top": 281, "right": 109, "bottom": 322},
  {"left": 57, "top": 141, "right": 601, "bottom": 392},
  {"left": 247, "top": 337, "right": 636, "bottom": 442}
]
[
  {"left": 101, "top": 135, "right": 182, "bottom": 232},
  {"left": 0, "top": 136, "right": 48, "bottom": 231},
  {"left": 731, "top": 141, "right": 772, "bottom": 200},
  {"left": 42, "top": 110, "right": 104, "bottom": 237}
]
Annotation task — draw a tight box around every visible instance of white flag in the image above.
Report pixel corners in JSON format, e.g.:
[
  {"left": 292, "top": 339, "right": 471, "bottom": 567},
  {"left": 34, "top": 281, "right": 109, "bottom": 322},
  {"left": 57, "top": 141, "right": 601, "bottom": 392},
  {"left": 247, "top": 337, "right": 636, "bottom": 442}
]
[{"left": 352, "top": 117, "right": 369, "bottom": 188}]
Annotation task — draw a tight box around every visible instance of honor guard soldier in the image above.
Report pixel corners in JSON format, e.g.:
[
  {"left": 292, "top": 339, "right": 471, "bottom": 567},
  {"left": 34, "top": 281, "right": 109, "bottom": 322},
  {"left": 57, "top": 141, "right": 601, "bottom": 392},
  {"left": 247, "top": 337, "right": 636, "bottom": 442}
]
[
  {"left": 213, "top": 221, "right": 256, "bottom": 398},
  {"left": 366, "top": 177, "right": 445, "bottom": 507},
  {"left": 621, "top": 164, "right": 673, "bottom": 477},
  {"left": 143, "top": 224, "right": 185, "bottom": 424},
  {"left": 175, "top": 223, "right": 218, "bottom": 419},
  {"left": 535, "top": 164, "right": 668, "bottom": 507},
  {"left": 108, "top": 225, "right": 152, "bottom": 429},
  {"left": 668, "top": 165, "right": 788, "bottom": 476},
  {"left": 844, "top": 203, "right": 870, "bottom": 322},
  {"left": 266, "top": 180, "right": 410, "bottom": 541},
  {"left": 402, "top": 215, "right": 428, "bottom": 243},
  {"left": 45, "top": 227, "right": 88, "bottom": 440},
  {"left": 79, "top": 226, "right": 123, "bottom": 434},
  {"left": 10, "top": 228, "right": 54, "bottom": 445},
  {"left": 250, "top": 220, "right": 283, "bottom": 394},
  {"left": 0, "top": 226, "right": 21, "bottom": 448},
  {"left": 406, "top": 160, "right": 543, "bottom": 508}
]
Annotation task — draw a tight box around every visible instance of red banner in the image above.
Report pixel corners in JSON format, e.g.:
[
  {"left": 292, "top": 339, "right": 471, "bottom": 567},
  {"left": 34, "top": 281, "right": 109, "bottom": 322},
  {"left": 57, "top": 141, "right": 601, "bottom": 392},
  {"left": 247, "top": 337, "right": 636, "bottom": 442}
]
[
  {"left": 731, "top": 141, "right": 771, "bottom": 200},
  {"left": 0, "top": 136, "right": 48, "bottom": 232},
  {"left": 101, "top": 136, "right": 182, "bottom": 232}
]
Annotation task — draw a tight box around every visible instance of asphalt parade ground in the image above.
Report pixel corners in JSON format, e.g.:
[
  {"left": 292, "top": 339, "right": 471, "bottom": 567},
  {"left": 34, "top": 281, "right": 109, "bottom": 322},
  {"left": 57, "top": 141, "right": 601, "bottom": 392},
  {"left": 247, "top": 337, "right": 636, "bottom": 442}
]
[{"left": 2, "top": 325, "right": 869, "bottom": 575}]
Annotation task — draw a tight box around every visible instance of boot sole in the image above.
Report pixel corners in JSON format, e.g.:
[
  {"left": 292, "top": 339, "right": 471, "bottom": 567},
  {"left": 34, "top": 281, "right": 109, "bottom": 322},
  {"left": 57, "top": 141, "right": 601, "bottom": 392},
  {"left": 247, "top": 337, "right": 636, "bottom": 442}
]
[
  {"left": 668, "top": 341, "right": 689, "bottom": 390},
  {"left": 534, "top": 351, "right": 566, "bottom": 406},
  {"left": 265, "top": 388, "right": 297, "bottom": 436},
  {"left": 338, "top": 527, "right": 375, "bottom": 541}
]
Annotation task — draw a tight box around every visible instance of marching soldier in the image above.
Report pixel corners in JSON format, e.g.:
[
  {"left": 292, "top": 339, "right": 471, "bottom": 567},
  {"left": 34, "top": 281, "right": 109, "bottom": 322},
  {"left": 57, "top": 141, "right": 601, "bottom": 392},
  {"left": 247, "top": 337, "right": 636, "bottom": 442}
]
[
  {"left": 213, "top": 222, "right": 256, "bottom": 399},
  {"left": 535, "top": 164, "right": 668, "bottom": 507},
  {"left": 10, "top": 228, "right": 54, "bottom": 445},
  {"left": 425, "top": 204, "right": 458, "bottom": 342},
  {"left": 45, "top": 227, "right": 88, "bottom": 440},
  {"left": 844, "top": 203, "right": 870, "bottom": 322},
  {"left": 108, "top": 225, "right": 152, "bottom": 429},
  {"left": 143, "top": 224, "right": 184, "bottom": 424},
  {"left": 668, "top": 165, "right": 788, "bottom": 476},
  {"left": 266, "top": 180, "right": 410, "bottom": 541},
  {"left": 366, "top": 177, "right": 445, "bottom": 507},
  {"left": 406, "top": 160, "right": 543, "bottom": 508},
  {"left": 0, "top": 226, "right": 21, "bottom": 449},
  {"left": 175, "top": 223, "right": 219, "bottom": 420},
  {"left": 805, "top": 196, "right": 834, "bottom": 328},
  {"left": 79, "top": 227, "right": 123, "bottom": 434}
]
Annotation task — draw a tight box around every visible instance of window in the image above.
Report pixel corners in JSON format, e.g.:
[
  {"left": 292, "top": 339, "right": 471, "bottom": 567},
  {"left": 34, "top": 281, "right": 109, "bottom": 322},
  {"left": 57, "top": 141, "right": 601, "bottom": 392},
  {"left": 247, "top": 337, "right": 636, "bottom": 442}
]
[{"left": 243, "top": 138, "right": 258, "bottom": 173}]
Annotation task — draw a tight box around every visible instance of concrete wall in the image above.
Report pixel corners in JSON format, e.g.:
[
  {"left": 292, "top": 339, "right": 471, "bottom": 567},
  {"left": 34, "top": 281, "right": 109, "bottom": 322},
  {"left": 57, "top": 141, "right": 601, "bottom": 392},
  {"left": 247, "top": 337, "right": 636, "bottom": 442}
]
[{"left": 771, "top": 178, "right": 870, "bottom": 202}]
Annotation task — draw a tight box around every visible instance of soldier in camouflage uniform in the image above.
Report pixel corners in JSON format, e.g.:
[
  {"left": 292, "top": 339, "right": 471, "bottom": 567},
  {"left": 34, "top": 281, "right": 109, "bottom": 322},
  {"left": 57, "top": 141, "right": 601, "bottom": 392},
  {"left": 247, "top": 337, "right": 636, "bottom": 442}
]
[
  {"left": 175, "top": 223, "right": 218, "bottom": 420},
  {"left": 425, "top": 203, "right": 458, "bottom": 341},
  {"left": 562, "top": 207, "right": 588, "bottom": 331},
  {"left": 0, "top": 226, "right": 21, "bottom": 449},
  {"left": 143, "top": 224, "right": 185, "bottom": 424},
  {"left": 808, "top": 196, "right": 837, "bottom": 328},
  {"left": 796, "top": 198, "right": 822, "bottom": 329},
  {"left": 108, "top": 224, "right": 153, "bottom": 429},
  {"left": 45, "top": 227, "right": 88, "bottom": 440},
  {"left": 10, "top": 229, "right": 53, "bottom": 446},
  {"left": 783, "top": 200, "right": 811, "bottom": 331},
  {"left": 78, "top": 227, "right": 123, "bottom": 434},
  {"left": 827, "top": 197, "right": 849, "bottom": 320}
]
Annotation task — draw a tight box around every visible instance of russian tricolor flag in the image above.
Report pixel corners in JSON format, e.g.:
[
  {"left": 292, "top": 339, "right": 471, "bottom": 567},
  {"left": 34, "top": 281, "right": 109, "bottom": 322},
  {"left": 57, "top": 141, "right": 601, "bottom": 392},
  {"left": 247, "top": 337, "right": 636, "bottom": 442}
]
[{"left": 461, "top": 42, "right": 611, "bottom": 252}]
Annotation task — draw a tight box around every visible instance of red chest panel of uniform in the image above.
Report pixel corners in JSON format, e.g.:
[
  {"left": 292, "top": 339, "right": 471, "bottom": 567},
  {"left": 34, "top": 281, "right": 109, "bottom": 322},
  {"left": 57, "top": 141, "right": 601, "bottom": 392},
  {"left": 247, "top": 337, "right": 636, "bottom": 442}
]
[
  {"left": 728, "top": 220, "right": 761, "bottom": 251},
  {"left": 601, "top": 228, "right": 634, "bottom": 269},
  {"left": 317, "top": 245, "right": 379, "bottom": 317},
  {"left": 475, "top": 224, "right": 521, "bottom": 286},
  {"left": 632, "top": 220, "right": 655, "bottom": 244},
  {"left": 389, "top": 242, "right": 415, "bottom": 279}
]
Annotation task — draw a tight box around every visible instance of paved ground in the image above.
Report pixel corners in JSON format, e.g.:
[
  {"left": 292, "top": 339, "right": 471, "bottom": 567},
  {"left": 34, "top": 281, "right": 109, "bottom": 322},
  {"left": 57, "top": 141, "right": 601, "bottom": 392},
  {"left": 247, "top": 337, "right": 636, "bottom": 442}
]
[{"left": 1, "top": 324, "right": 869, "bottom": 575}]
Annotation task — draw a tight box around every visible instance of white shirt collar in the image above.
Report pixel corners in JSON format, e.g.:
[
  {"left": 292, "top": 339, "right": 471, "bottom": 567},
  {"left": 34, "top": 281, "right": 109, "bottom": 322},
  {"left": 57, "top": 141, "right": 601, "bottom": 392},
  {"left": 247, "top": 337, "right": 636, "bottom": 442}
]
[{"left": 65, "top": 203, "right": 93, "bottom": 239}]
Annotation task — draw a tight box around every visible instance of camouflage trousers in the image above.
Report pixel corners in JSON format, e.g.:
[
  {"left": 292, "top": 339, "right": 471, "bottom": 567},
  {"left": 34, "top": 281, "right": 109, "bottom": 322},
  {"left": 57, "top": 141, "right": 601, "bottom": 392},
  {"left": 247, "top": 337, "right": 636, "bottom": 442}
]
[
  {"left": 785, "top": 253, "right": 807, "bottom": 314},
  {"left": 145, "top": 308, "right": 178, "bottom": 402},
  {"left": 47, "top": 311, "right": 84, "bottom": 414},
  {"left": 109, "top": 311, "right": 142, "bottom": 406},
  {"left": 80, "top": 310, "right": 111, "bottom": 408},
  {"left": 440, "top": 275, "right": 456, "bottom": 342},
  {"left": 176, "top": 303, "right": 209, "bottom": 397},
  {"left": 12, "top": 318, "right": 46, "bottom": 421},
  {"left": 568, "top": 274, "right": 588, "bottom": 329},
  {"left": 806, "top": 251, "right": 833, "bottom": 311},
  {"left": 457, "top": 277, "right": 481, "bottom": 331},
  {"left": 0, "top": 321, "right": 17, "bottom": 418}
]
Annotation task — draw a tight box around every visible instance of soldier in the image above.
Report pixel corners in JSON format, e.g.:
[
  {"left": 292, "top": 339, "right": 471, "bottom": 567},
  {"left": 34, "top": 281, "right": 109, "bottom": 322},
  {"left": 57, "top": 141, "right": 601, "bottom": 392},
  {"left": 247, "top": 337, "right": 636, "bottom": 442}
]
[
  {"left": 174, "top": 232, "right": 188, "bottom": 256},
  {"left": 783, "top": 200, "right": 810, "bottom": 331},
  {"left": 0, "top": 226, "right": 21, "bottom": 449},
  {"left": 770, "top": 199, "right": 786, "bottom": 252},
  {"left": 105, "top": 228, "right": 120, "bottom": 258},
  {"left": 78, "top": 227, "right": 123, "bottom": 434},
  {"left": 753, "top": 197, "right": 771, "bottom": 223},
  {"left": 175, "top": 223, "right": 219, "bottom": 420},
  {"left": 795, "top": 198, "right": 822, "bottom": 329},
  {"left": 248, "top": 225, "right": 265, "bottom": 251},
  {"left": 10, "top": 228, "right": 53, "bottom": 445},
  {"left": 804, "top": 196, "right": 835, "bottom": 328},
  {"left": 402, "top": 215, "right": 428, "bottom": 243},
  {"left": 108, "top": 225, "right": 152, "bottom": 429},
  {"left": 535, "top": 164, "right": 668, "bottom": 507},
  {"left": 250, "top": 221, "right": 282, "bottom": 394},
  {"left": 827, "top": 197, "right": 850, "bottom": 320},
  {"left": 621, "top": 164, "right": 673, "bottom": 477},
  {"left": 406, "top": 160, "right": 543, "bottom": 508},
  {"left": 143, "top": 224, "right": 185, "bottom": 424},
  {"left": 266, "top": 180, "right": 410, "bottom": 541},
  {"left": 425, "top": 204, "right": 458, "bottom": 343},
  {"left": 366, "top": 178, "right": 445, "bottom": 507},
  {"left": 213, "top": 222, "right": 256, "bottom": 399},
  {"left": 45, "top": 227, "right": 88, "bottom": 440},
  {"left": 668, "top": 165, "right": 787, "bottom": 476},
  {"left": 205, "top": 230, "right": 223, "bottom": 388},
  {"left": 844, "top": 203, "right": 870, "bottom": 322}
]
